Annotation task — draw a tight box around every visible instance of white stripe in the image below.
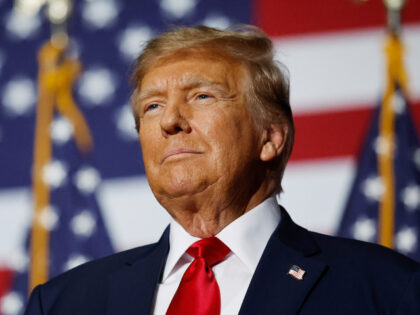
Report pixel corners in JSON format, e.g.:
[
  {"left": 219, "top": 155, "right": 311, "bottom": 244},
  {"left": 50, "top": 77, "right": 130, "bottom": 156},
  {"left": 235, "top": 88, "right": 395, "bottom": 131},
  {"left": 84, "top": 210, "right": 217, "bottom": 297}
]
[
  {"left": 280, "top": 157, "right": 356, "bottom": 234},
  {"left": 98, "top": 176, "right": 170, "bottom": 249},
  {"left": 274, "top": 24, "right": 420, "bottom": 114}
]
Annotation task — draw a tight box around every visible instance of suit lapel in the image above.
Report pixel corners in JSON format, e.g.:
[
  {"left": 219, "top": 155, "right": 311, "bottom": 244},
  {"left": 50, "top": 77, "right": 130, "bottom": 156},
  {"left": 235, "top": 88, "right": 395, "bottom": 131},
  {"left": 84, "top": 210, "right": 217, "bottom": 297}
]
[
  {"left": 107, "top": 227, "right": 170, "bottom": 315},
  {"left": 239, "top": 209, "right": 327, "bottom": 315}
]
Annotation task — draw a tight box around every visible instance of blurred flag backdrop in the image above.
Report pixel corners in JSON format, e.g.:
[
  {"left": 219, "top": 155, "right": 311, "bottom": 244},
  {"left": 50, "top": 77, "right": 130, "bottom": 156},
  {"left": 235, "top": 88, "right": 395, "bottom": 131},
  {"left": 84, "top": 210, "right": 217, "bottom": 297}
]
[{"left": 0, "top": 1, "right": 420, "bottom": 314}]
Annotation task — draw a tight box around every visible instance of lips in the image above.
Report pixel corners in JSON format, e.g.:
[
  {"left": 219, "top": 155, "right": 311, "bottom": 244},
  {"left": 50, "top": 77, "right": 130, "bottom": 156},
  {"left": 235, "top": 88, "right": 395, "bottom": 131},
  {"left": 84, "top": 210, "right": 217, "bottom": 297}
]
[{"left": 162, "top": 149, "right": 202, "bottom": 162}]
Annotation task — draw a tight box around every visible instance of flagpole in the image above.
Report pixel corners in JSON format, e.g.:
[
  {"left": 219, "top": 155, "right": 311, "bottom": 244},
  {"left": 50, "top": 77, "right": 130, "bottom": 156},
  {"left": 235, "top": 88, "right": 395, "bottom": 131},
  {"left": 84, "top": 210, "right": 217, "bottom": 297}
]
[
  {"left": 377, "top": 0, "right": 409, "bottom": 248},
  {"left": 384, "top": 0, "right": 405, "bottom": 35},
  {"left": 14, "top": 0, "right": 93, "bottom": 292},
  {"left": 27, "top": 0, "right": 71, "bottom": 293}
]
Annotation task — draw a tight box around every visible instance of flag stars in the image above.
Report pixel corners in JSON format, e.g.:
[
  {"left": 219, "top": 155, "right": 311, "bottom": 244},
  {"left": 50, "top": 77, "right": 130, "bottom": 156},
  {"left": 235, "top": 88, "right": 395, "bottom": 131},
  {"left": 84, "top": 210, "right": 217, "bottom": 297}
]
[
  {"left": 74, "top": 166, "right": 100, "bottom": 194},
  {"left": 2, "top": 77, "right": 36, "bottom": 116},
  {"left": 115, "top": 104, "right": 138, "bottom": 141},
  {"left": 352, "top": 217, "right": 376, "bottom": 242},
  {"left": 78, "top": 67, "right": 116, "bottom": 106},
  {"left": 9, "top": 248, "right": 29, "bottom": 272},
  {"left": 401, "top": 184, "right": 420, "bottom": 211},
  {"left": 82, "top": 0, "right": 119, "bottom": 30},
  {"left": 42, "top": 160, "right": 68, "bottom": 188},
  {"left": 373, "top": 136, "right": 394, "bottom": 157},
  {"left": 160, "top": 0, "right": 197, "bottom": 19},
  {"left": 362, "top": 175, "right": 384, "bottom": 201},
  {"left": 5, "top": 8, "right": 41, "bottom": 40},
  {"left": 50, "top": 116, "right": 74, "bottom": 144},
  {"left": 71, "top": 211, "right": 97, "bottom": 237},
  {"left": 37, "top": 205, "right": 59, "bottom": 231},
  {"left": 395, "top": 227, "right": 417, "bottom": 254},
  {"left": 64, "top": 254, "right": 90, "bottom": 271},
  {"left": 118, "top": 25, "right": 153, "bottom": 61},
  {"left": 0, "top": 292, "right": 24, "bottom": 315},
  {"left": 392, "top": 92, "right": 405, "bottom": 114},
  {"left": 202, "top": 14, "right": 231, "bottom": 29}
]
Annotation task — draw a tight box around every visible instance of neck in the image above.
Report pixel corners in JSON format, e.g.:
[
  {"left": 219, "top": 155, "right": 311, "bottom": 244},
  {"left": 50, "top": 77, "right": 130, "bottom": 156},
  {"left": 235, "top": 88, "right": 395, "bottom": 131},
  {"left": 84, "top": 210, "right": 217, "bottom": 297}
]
[{"left": 158, "top": 179, "right": 277, "bottom": 238}]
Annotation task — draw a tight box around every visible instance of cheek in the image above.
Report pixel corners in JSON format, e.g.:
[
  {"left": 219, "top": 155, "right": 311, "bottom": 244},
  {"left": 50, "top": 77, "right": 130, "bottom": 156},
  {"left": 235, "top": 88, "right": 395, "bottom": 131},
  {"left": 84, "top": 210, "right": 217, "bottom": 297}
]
[
  {"left": 139, "top": 126, "right": 160, "bottom": 163},
  {"left": 197, "top": 108, "right": 255, "bottom": 164}
]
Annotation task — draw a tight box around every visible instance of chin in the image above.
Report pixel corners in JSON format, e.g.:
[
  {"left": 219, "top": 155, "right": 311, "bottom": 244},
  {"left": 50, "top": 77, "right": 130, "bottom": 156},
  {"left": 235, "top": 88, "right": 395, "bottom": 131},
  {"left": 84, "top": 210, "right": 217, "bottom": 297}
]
[
  {"left": 153, "top": 175, "right": 208, "bottom": 200},
  {"left": 162, "top": 181, "right": 203, "bottom": 197}
]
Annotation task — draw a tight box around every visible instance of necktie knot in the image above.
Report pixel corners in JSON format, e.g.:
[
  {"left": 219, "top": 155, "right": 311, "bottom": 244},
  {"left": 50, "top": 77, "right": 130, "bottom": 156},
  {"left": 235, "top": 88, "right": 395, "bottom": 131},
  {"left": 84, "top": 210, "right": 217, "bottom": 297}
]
[
  {"left": 167, "top": 237, "right": 230, "bottom": 315},
  {"left": 187, "top": 237, "right": 230, "bottom": 267}
]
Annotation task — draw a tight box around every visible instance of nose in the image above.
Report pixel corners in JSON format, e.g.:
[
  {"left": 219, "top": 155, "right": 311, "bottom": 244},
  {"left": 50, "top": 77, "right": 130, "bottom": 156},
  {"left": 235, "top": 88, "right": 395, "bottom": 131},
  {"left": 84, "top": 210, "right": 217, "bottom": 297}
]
[{"left": 160, "top": 100, "right": 192, "bottom": 137}]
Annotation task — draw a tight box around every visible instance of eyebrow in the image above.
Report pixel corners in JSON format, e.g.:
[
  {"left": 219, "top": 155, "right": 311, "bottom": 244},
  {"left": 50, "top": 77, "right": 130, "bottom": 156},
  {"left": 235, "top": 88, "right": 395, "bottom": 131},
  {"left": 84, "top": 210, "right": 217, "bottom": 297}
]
[
  {"left": 182, "top": 78, "right": 227, "bottom": 91},
  {"left": 136, "top": 88, "right": 164, "bottom": 105},
  {"left": 137, "top": 78, "right": 228, "bottom": 104}
]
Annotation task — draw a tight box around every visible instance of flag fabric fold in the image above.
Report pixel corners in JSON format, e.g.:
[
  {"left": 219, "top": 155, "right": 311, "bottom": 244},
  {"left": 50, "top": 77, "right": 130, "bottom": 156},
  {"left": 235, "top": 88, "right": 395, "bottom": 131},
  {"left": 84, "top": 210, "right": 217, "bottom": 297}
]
[
  {"left": 338, "top": 35, "right": 420, "bottom": 262},
  {"left": 0, "top": 41, "right": 114, "bottom": 315}
]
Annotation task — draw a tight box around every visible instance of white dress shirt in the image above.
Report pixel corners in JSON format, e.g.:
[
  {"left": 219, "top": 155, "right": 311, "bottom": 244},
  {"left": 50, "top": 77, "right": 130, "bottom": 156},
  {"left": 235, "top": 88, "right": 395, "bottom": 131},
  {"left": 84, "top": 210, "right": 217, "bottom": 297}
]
[{"left": 152, "top": 196, "right": 281, "bottom": 315}]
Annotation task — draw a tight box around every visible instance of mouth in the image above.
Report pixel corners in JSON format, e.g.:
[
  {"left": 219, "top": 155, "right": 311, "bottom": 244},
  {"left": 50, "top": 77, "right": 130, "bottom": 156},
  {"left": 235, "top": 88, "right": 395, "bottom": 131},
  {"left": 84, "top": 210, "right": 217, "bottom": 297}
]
[{"left": 162, "top": 149, "right": 202, "bottom": 163}]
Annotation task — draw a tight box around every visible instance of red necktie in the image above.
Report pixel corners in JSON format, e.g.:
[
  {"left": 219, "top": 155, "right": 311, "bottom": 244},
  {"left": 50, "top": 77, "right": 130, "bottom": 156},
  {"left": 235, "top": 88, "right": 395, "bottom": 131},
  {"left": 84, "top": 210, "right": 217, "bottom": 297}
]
[{"left": 166, "top": 237, "right": 230, "bottom": 315}]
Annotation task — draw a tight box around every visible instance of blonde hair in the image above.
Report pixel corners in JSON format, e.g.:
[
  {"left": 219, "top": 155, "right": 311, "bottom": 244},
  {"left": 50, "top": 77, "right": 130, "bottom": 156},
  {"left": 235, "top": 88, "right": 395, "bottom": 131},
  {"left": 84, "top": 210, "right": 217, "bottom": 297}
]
[{"left": 131, "top": 25, "right": 294, "bottom": 188}]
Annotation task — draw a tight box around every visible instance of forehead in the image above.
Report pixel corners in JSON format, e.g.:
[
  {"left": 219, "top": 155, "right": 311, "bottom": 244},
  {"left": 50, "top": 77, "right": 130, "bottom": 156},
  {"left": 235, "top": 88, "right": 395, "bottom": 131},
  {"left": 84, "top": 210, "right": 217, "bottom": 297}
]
[{"left": 139, "top": 51, "right": 247, "bottom": 92}]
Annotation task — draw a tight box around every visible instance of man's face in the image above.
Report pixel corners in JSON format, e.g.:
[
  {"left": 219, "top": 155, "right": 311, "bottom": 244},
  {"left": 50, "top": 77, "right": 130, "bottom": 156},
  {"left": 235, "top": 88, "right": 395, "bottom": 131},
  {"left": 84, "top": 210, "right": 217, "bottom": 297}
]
[{"left": 137, "top": 52, "right": 263, "bottom": 205}]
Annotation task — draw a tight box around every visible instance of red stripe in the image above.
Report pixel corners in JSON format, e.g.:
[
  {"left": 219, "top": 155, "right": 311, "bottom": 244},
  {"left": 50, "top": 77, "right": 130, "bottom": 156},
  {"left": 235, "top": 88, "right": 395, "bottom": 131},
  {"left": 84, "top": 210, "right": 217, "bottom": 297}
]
[
  {"left": 0, "top": 268, "right": 14, "bottom": 315},
  {"left": 290, "top": 101, "right": 420, "bottom": 161},
  {"left": 254, "top": 0, "right": 420, "bottom": 37}
]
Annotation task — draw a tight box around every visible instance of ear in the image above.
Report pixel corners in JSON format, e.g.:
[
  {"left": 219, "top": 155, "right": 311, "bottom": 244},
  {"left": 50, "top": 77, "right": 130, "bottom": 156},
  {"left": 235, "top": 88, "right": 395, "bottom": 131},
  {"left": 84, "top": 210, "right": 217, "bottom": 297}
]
[{"left": 260, "top": 124, "right": 287, "bottom": 162}]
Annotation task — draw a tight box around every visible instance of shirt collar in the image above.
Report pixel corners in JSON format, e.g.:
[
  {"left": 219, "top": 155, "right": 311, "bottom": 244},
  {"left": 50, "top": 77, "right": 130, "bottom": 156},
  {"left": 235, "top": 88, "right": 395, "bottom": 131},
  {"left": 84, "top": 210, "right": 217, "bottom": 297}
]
[
  {"left": 162, "top": 196, "right": 281, "bottom": 281},
  {"left": 217, "top": 196, "right": 281, "bottom": 273}
]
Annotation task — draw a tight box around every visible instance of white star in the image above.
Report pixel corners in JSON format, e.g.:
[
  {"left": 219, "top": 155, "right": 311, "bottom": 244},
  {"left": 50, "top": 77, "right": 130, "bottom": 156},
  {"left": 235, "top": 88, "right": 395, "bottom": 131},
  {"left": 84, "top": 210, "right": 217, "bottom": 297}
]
[
  {"left": 362, "top": 175, "right": 384, "bottom": 201},
  {"left": 37, "top": 205, "right": 59, "bottom": 231},
  {"left": 14, "top": 0, "right": 46, "bottom": 16},
  {"left": 71, "top": 210, "right": 96, "bottom": 237},
  {"left": 414, "top": 148, "right": 420, "bottom": 170},
  {"left": 42, "top": 160, "right": 68, "bottom": 188},
  {"left": 160, "top": 0, "right": 197, "bottom": 19},
  {"left": 118, "top": 25, "right": 153, "bottom": 61},
  {"left": 78, "top": 67, "right": 116, "bottom": 106},
  {"left": 9, "top": 248, "right": 29, "bottom": 272},
  {"left": 115, "top": 104, "right": 138, "bottom": 141},
  {"left": 74, "top": 166, "right": 100, "bottom": 194},
  {"left": 82, "top": 0, "right": 119, "bottom": 30},
  {"left": 392, "top": 91, "right": 405, "bottom": 114},
  {"left": 401, "top": 184, "right": 420, "bottom": 211},
  {"left": 64, "top": 254, "right": 89, "bottom": 271},
  {"left": 395, "top": 227, "right": 417, "bottom": 254},
  {"left": 373, "top": 136, "right": 394, "bottom": 157},
  {"left": 352, "top": 217, "right": 376, "bottom": 242},
  {"left": 46, "top": 0, "right": 71, "bottom": 24},
  {"left": 0, "top": 292, "right": 24, "bottom": 315},
  {"left": 2, "top": 77, "right": 36, "bottom": 116},
  {"left": 202, "top": 14, "right": 231, "bottom": 29},
  {"left": 5, "top": 8, "right": 41, "bottom": 40},
  {"left": 50, "top": 116, "right": 74, "bottom": 144}
]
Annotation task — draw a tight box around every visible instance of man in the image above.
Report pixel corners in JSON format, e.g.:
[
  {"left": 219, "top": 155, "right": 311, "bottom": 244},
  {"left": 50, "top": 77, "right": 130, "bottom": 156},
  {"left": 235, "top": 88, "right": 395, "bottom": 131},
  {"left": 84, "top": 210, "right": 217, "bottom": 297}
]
[{"left": 25, "top": 25, "right": 419, "bottom": 315}]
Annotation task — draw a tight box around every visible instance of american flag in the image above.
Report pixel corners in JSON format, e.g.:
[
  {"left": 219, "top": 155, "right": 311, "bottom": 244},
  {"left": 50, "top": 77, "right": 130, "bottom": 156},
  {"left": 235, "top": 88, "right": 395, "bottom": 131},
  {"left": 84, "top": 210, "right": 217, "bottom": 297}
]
[
  {"left": 338, "top": 85, "right": 420, "bottom": 261},
  {"left": 288, "top": 265, "right": 306, "bottom": 281},
  {"left": 1, "top": 111, "right": 115, "bottom": 314},
  {"left": 0, "top": 1, "right": 420, "bottom": 314}
]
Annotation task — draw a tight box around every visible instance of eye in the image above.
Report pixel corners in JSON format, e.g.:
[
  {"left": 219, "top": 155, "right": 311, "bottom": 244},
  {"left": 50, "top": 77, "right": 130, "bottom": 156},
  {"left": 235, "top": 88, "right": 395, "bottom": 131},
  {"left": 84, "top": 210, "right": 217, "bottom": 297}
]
[
  {"left": 197, "top": 94, "right": 209, "bottom": 100},
  {"left": 145, "top": 103, "right": 159, "bottom": 112}
]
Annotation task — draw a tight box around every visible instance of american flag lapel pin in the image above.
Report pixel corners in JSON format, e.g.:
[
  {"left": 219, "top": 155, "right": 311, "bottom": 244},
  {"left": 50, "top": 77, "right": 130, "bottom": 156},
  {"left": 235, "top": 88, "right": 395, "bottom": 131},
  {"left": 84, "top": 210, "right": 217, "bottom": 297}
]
[{"left": 288, "top": 265, "right": 306, "bottom": 280}]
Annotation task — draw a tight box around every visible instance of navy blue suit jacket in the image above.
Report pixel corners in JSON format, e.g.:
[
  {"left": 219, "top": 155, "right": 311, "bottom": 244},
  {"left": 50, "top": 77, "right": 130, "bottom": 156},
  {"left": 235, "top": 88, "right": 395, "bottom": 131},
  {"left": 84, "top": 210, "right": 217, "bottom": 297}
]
[{"left": 25, "top": 208, "right": 420, "bottom": 314}]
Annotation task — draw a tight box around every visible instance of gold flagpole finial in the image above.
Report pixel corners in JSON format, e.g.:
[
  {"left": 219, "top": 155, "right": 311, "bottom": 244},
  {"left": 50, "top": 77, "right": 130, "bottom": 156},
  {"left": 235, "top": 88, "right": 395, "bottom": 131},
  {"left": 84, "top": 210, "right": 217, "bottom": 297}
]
[
  {"left": 22, "top": 0, "right": 95, "bottom": 292},
  {"left": 383, "top": 0, "right": 406, "bottom": 35},
  {"left": 14, "top": 0, "right": 72, "bottom": 47}
]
